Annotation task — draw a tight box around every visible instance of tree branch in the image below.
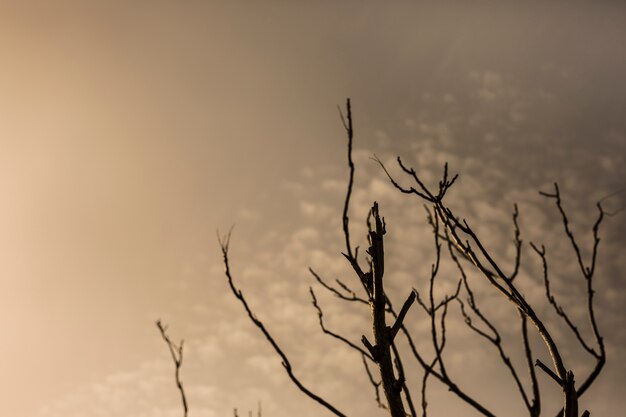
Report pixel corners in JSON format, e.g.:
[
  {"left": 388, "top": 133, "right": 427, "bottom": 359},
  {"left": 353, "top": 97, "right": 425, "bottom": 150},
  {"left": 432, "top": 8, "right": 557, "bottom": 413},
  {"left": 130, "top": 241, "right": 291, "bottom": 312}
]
[
  {"left": 156, "top": 320, "right": 188, "bottom": 417},
  {"left": 310, "top": 286, "right": 374, "bottom": 361},
  {"left": 218, "top": 229, "right": 348, "bottom": 417}
]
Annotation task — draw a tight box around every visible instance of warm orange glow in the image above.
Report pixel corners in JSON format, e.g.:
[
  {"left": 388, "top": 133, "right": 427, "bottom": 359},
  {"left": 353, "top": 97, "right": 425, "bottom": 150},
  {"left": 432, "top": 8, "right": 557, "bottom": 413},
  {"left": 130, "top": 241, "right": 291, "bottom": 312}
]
[{"left": 1, "top": 2, "right": 624, "bottom": 417}]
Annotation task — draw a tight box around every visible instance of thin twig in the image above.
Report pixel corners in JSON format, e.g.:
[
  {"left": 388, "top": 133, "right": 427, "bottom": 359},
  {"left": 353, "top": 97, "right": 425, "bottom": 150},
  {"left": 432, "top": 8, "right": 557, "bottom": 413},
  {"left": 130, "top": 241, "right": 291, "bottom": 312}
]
[
  {"left": 340, "top": 98, "right": 355, "bottom": 259},
  {"left": 362, "top": 353, "right": 386, "bottom": 410},
  {"left": 156, "top": 320, "right": 188, "bottom": 417},
  {"left": 309, "top": 267, "right": 369, "bottom": 306},
  {"left": 310, "top": 287, "right": 374, "bottom": 361}
]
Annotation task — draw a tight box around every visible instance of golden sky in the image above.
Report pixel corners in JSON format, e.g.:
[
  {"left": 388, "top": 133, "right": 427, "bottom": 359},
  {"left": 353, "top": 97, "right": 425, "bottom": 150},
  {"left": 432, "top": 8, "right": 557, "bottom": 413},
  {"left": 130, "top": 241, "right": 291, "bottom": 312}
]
[{"left": 1, "top": 2, "right": 624, "bottom": 417}]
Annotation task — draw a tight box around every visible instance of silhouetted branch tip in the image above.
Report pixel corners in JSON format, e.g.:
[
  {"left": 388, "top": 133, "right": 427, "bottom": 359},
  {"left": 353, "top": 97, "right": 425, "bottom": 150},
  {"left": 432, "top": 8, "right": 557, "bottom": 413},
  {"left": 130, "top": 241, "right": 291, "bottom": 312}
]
[{"left": 156, "top": 320, "right": 188, "bottom": 417}]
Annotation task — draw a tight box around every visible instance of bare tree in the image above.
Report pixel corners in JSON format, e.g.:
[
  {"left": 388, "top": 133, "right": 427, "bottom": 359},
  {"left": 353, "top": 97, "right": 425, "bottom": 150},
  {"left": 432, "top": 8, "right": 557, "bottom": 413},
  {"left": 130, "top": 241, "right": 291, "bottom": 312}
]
[{"left": 219, "top": 99, "right": 611, "bottom": 417}]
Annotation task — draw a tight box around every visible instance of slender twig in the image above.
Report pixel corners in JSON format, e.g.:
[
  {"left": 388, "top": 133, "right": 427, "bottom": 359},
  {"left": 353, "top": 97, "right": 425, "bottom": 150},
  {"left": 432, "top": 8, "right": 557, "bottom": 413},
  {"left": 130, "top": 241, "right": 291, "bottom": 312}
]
[
  {"left": 362, "top": 353, "right": 387, "bottom": 410},
  {"left": 340, "top": 98, "right": 355, "bottom": 260},
  {"left": 156, "top": 320, "right": 188, "bottom": 417},
  {"left": 420, "top": 366, "right": 429, "bottom": 417},
  {"left": 510, "top": 204, "right": 523, "bottom": 281},
  {"left": 598, "top": 188, "right": 625, "bottom": 216},
  {"left": 310, "top": 287, "right": 374, "bottom": 361},
  {"left": 521, "top": 312, "right": 540, "bottom": 417},
  {"left": 309, "top": 267, "right": 369, "bottom": 306}
]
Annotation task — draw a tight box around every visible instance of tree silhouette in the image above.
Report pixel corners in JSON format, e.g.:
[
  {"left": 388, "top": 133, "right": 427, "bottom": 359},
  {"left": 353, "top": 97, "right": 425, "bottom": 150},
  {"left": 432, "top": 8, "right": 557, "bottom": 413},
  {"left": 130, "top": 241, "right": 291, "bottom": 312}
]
[{"left": 219, "top": 99, "right": 610, "bottom": 417}]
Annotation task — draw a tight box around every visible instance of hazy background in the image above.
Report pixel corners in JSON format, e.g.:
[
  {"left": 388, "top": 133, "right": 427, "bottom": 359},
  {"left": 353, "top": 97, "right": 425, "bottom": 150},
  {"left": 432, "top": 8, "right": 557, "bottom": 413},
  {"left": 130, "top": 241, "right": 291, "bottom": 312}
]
[{"left": 1, "top": 1, "right": 624, "bottom": 416}]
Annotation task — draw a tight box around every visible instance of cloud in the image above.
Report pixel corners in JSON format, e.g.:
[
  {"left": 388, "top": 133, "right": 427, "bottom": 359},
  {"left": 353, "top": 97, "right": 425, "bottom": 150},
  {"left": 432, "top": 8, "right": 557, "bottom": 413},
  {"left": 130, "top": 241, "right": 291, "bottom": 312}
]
[
  {"left": 321, "top": 178, "right": 346, "bottom": 192},
  {"left": 237, "top": 208, "right": 260, "bottom": 221},
  {"left": 473, "top": 71, "right": 504, "bottom": 102}
]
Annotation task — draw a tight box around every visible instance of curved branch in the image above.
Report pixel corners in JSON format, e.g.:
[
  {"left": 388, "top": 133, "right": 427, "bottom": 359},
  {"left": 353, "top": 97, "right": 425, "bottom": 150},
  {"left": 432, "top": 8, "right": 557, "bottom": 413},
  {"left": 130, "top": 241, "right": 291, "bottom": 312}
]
[
  {"left": 218, "top": 230, "right": 348, "bottom": 417},
  {"left": 310, "top": 287, "right": 373, "bottom": 361}
]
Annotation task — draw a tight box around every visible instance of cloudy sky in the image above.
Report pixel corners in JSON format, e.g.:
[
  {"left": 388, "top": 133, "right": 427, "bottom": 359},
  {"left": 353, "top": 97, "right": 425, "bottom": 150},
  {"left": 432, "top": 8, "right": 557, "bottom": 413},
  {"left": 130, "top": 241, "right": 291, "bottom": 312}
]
[{"left": 1, "top": 1, "right": 624, "bottom": 417}]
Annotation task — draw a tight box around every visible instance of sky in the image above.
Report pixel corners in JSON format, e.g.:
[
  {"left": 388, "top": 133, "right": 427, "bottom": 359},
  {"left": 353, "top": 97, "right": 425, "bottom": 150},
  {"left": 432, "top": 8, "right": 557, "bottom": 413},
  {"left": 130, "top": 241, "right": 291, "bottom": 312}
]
[{"left": 0, "top": 1, "right": 625, "bottom": 416}]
